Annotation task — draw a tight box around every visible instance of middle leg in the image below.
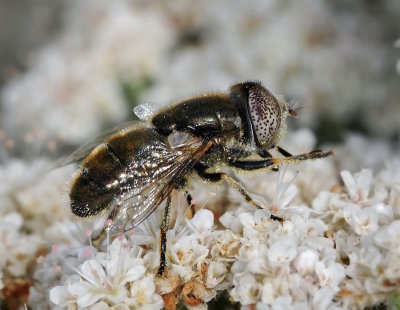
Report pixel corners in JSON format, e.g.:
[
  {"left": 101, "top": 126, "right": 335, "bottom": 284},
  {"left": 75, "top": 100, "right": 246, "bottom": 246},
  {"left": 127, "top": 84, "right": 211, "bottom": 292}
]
[
  {"left": 157, "top": 195, "right": 172, "bottom": 277},
  {"left": 195, "top": 163, "right": 283, "bottom": 222}
]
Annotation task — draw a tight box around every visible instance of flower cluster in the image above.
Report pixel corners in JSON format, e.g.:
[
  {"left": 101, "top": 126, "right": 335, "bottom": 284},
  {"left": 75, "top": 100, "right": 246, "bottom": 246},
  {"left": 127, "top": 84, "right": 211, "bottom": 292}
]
[
  {"left": 317, "top": 168, "right": 400, "bottom": 308},
  {"left": 0, "top": 159, "right": 73, "bottom": 233},
  {"left": 25, "top": 157, "right": 400, "bottom": 309},
  {"left": 220, "top": 164, "right": 400, "bottom": 308},
  {"left": 32, "top": 204, "right": 237, "bottom": 309},
  {"left": 0, "top": 212, "right": 40, "bottom": 281},
  {"left": 1, "top": 128, "right": 399, "bottom": 310},
  {"left": 47, "top": 236, "right": 163, "bottom": 309}
]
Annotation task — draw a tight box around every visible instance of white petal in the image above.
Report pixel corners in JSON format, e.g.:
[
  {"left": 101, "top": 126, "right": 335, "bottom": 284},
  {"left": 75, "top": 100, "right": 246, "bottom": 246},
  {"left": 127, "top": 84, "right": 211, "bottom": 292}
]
[
  {"left": 315, "top": 260, "right": 345, "bottom": 289},
  {"left": 374, "top": 220, "right": 400, "bottom": 253},
  {"left": 49, "top": 285, "right": 73, "bottom": 306},
  {"left": 128, "top": 275, "right": 163, "bottom": 310},
  {"left": 69, "top": 281, "right": 106, "bottom": 307},
  {"left": 312, "top": 287, "right": 335, "bottom": 310},
  {"left": 239, "top": 212, "right": 256, "bottom": 228},
  {"left": 254, "top": 209, "right": 271, "bottom": 226},
  {"left": 122, "top": 264, "right": 146, "bottom": 283},
  {"left": 89, "top": 301, "right": 111, "bottom": 310},
  {"left": 268, "top": 237, "right": 297, "bottom": 265},
  {"left": 231, "top": 273, "right": 261, "bottom": 305},
  {"left": 191, "top": 209, "right": 214, "bottom": 232},
  {"left": 261, "top": 282, "right": 275, "bottom": 304},
  {"left": 206, "top": 262, "right": 227, "bottom": 288},
  {"left": 293, "top": 249, "right": 318, "bottom": 276},
  {"left": 80, "top": 259, "right": 108, "bottom": 285}
]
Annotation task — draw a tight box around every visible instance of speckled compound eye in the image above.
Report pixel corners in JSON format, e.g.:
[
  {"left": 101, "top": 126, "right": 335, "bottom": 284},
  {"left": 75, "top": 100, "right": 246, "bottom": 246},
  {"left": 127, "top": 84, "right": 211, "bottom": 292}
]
[{"left": 247, "top": 85, "right": 281, "bottom": 146}]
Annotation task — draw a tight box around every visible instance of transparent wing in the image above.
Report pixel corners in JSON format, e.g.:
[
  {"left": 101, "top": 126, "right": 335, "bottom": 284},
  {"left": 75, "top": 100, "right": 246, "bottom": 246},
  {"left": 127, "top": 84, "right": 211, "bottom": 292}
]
[{"left": 105, "top": 131, "right": 213, "bottom": 233}]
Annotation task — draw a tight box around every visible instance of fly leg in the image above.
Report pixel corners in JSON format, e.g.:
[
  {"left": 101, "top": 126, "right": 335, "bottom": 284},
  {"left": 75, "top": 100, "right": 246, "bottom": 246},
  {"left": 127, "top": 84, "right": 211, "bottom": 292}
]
[
  {"left": 228, "top": 149, "right": 333, "bottom": 171},
  {"left": 271, "top": 146, "right": 293, "bottom": 172},
  {"left": 185, "top": 190, "right": 196, "bottom": 218},
  {"left": 276, "top": 146, "right": 292, "bottom": 157},
  {"left": 257, "top": 146, "right": 293, "bottom": 171},
  {"left": 258, "top": 146, "right": 293, "bottom": 171},
  {"left": 195, "top": 163, "right": 283, "bottom": 222},
  {"left": 157, "top": 195, "right": 172, "bottom": 277},
  {"left": 257, "top": 149, "right": 279, "bottom": 172},
  {"left": 225, "top": 149, "right": 333, "bottom": 221}
]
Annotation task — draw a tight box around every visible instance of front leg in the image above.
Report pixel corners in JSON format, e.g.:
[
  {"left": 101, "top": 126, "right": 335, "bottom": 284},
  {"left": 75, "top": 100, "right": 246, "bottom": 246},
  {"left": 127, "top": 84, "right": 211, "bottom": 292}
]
[
  {"left": 258, "top": 146, "right": 293, "bottom": 159},
  {"left": 276, "top": 146, "right": 292, "bottom": 157},
  {"left": 258, "top": 146, "right": 293, "bottom": 171},
  {"left": 228, "top": 149, "right": 333, "bottom": 171}
]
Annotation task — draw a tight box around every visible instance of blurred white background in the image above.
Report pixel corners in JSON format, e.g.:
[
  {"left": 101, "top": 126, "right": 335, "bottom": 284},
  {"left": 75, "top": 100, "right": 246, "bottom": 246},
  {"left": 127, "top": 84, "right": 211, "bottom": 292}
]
[{"left": 0, "top": 0, "right": 399, "bottom": 161}]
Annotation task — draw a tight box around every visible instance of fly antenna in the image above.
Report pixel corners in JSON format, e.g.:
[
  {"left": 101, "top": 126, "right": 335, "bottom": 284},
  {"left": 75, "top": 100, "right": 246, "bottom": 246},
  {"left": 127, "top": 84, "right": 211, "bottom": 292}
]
[{"left": 288, "top": 99, "right": 304, "bottom": 117}]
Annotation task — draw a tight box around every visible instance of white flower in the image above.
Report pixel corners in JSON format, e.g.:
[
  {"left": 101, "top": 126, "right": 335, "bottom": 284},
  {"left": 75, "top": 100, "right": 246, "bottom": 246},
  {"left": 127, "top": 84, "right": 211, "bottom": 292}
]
[
  {"left": 267, "top": 237, "right": 298, "bottom": 266},
  {"left": 189, "top": 209, "right": 214, "bottom": 233},
  {"left": 219, "top": 205, "right": 254, "bottom": 234},
  {"left": 125, "top": 275, "right": 163, "bottom": 310},
  {"left": 49, "top": 237, "right": 148, "bottom": 308},
  {"left": 269, "top": 172, "right": 299, "bottom": 214},
  {"left": 293, "top": 249, "right": 319, "bottom": 276},
  {"left": 373, "top": 220, "right": 400, "bottom": 254},
  {"left": 343, "top": 205, "right": 380, "bottom": 236},
  {"left": 169, "top": 235, "right": 209, "bottom": 281},
  {"left": 0, "top": 212, "right": 42, "bottom": 277},
  {"left": 179, "top": 209, "right": 216, "bottom": 247},
  {"left": 0, "top": 159, "right": 72, "bottom": 235},
  {"left": 315, "top": 259, "right": 345, "bottom": 290},
  {"left": 341, "top": 169, "right": 373, "bottom": 205},
  {"left": 311, "top": 191, "right": 334, "bottom": 214},
  {"left": 49, "top": 285, "right": 75, "bottom": 308},
  {"left": 291, "top": 215, "right": 328, "bottom": 238},
  {"left": 209, "top": 229, "right": 240, "bottom": 262},
  {"left": 231, "top": 273, "right": 262, "bottom": 305},
  {"left": 89, "top": 301, "right": 130, "bottom": 310},
  {"left": 51, "top": 259, "right": 122, "bottom": 307},
  {"left": 312, "top": 287, "right": 335, "bottom": 310},
  {"left": 270, "top": 296, "right": 293, "bottom": 309},
  {"left": 261, "top": 282, "right": 275, "bottom": 305},
  {"left": 238, "top": 211, "right": 261, "bottom": 240},
  {"left": 205, "top": 261, "right": 228, "bottom": 289}
]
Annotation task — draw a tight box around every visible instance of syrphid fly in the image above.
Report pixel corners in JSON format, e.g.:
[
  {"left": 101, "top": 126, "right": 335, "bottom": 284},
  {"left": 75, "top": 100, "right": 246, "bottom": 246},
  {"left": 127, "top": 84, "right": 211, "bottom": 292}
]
[{"left": 68, "top": 81, "right": 333, "bottom": 275}]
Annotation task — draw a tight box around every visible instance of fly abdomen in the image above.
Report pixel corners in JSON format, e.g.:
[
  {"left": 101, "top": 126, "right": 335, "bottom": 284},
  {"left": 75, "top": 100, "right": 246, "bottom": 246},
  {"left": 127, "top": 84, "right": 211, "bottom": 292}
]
[
  {"left": 106, "top": 127, "right": 164, "bottom": 164},
  {"left": 70, "top": 143, "right": 127, "bottom": 217},
  {"left": 70, "top": 127, "right": 166, "bottom": 218},
  {"left": 70, "top": 167, "right": 116, "bottom": 217}
]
